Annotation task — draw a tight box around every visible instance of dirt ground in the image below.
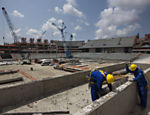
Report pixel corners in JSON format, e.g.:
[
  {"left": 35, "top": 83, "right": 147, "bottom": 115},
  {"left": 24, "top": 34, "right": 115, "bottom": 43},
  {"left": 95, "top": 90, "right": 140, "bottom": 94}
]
[{"left": 0, "top": 61, "right": 113, "bottom": 84}]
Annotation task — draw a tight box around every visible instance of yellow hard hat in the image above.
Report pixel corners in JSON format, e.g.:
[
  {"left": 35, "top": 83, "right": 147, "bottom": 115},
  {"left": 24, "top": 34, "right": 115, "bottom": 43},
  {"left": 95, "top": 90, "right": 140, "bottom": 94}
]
[
  {"left": 106, "top": 74, "right": 114, "bottom": 84},
  {"left": 59, "top": 64, "right": 63, "bottom": 68},
  {"left": 130, "top": 64, "right": 137, "bottom": 71}
]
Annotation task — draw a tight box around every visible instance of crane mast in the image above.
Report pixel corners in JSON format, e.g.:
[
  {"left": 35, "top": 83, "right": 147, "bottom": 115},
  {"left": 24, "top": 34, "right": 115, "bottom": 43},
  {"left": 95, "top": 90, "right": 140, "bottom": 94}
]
[
  {"left": 52, "top": 22, "right": 67, "bottom": 55},
  {"left": 2, "top": 7, "right": 18, "bottom": 43}
]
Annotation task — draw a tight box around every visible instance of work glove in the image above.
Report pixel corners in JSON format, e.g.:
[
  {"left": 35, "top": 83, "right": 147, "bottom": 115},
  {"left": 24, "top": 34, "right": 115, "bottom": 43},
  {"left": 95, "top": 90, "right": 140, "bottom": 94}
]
[{"left": 128, "top": 77, "right": 134, "bottom": 82}]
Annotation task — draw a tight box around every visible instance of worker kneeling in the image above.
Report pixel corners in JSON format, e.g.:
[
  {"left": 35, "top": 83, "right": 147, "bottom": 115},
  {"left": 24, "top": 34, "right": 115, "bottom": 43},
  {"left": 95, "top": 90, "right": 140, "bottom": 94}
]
[
  {"left": 89, "top": 70, "right": 114, "bottom": 101},
  {"left": 126, "top": 64, "right": 148, "bottom": 108}
]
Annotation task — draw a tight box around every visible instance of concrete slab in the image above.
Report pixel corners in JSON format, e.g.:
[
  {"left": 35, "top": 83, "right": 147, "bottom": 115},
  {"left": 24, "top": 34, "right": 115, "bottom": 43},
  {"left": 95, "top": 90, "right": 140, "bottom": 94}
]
[{"left": 7, "top": 84, "right": 92, "bottom": 114}]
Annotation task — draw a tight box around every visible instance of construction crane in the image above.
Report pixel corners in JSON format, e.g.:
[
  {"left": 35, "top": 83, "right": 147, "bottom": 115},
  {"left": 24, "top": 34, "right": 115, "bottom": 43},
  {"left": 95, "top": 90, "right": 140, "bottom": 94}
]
[
  {"left": 39, "top": 31, "right": 46, "bottom": 39},
  {"left": 51, "top": 22, "right": 68, "bottom": 57},
  {"left": 2, "top": 7, "right": 18, "bottom": 43},
  {"left": 66, "top": 34, "right": 73, "bottom": 58}
]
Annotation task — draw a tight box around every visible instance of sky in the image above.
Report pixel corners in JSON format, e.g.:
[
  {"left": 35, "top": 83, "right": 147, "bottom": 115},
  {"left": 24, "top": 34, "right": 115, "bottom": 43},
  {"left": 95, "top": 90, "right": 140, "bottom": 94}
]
[{"left": 0, "top": 0, "right": 150, "bottom": 44}]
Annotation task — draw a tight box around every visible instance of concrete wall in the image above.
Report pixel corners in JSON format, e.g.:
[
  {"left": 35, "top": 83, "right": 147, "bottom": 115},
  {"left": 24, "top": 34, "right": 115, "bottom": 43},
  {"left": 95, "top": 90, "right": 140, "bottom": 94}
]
[
  {"left": 73, "top": 53, "right": 137, "bottom": 61},
  {"left": 9, "top": 53, "right": 139, "bottom": 61},
  {"left": 74, "top": 67, "right": 150, "bottom": 115},
  {"left": 0, "top": 62, "right": 126, "bottom": 114},
  {"left": 11, "top": 53, "right": 66, "bottom": 60}
]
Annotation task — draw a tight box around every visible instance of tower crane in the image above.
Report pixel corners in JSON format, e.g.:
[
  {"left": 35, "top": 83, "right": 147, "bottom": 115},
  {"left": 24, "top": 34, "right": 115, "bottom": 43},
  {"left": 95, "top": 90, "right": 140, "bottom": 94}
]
[
  {"left": 51, "top": 22, "right": 68, "bottom": 57},
  {"left": 2, "top": 7, "right": 18, "bottom": 43},
  {"left": 39, "top": 31, "right": 46, "bottom": 39},
  {"left": 66, "top": 34, "right": 73, "bottom": 58}
]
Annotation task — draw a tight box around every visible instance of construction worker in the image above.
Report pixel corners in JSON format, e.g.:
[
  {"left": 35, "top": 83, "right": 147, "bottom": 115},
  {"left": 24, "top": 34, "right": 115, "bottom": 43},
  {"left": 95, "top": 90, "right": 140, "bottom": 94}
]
[
  {"left": 126, "top": 64, "right": 148, "bottom": 108},
  {"left": 88, "top": 69, "right": 114, "bottom": 101}
]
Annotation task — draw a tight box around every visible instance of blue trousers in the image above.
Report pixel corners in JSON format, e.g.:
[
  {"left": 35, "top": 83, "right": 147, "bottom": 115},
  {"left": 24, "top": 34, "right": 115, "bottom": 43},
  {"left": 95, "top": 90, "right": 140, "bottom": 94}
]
[
  {"left": 138, "top": 86, "right": 148, "bottom": 108},
  {"left": 91, "top": 85, "right": 99, "bottom": 101}
]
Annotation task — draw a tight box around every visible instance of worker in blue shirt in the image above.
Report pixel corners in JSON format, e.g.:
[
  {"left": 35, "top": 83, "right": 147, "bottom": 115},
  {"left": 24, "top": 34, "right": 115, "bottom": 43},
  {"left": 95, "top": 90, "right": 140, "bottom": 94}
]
[
  {"left": 126, "top": 64, "right": 148, "bottom": 108},
  {"left": 89, "top": 69, "right": 114, "bottom": 101}
]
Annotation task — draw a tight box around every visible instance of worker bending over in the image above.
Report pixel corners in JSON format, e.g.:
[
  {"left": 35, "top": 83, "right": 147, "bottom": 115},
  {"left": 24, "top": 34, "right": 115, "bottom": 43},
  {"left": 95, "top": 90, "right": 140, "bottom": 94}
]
[
  {"left": 126, "top": 64, "right": 148, "bottom": 108},
  {"left": 89, "top": 69, "right": 114, "bottom": 101}
]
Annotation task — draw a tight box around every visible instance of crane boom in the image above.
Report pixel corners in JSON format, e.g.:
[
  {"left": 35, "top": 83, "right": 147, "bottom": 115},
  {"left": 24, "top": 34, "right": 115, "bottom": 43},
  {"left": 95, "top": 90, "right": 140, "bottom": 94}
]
[
  {"left": 52, "top": 22, "right": 67, "bottom": 56},
  {"left": 2, "top": 7, "right": 18, "bottom": 43},
  {"left": 39, "top": 31, "right": 46, "bottom": 38}
]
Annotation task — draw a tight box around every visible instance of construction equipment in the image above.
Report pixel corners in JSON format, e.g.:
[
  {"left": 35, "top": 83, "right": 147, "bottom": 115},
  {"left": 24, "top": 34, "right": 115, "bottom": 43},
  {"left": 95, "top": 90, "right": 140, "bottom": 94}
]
[
  {"left": 2, "top": 7, "right": 26, "bottom": 60},
  {"left": 52, "top": 22, "right": 72, "bottom": 58},
  {"left": 2, "top": 7, "right": 18, "bottom": 43},
  {"left": 66, "top": 34, "right": 73, "bottom": 58}
]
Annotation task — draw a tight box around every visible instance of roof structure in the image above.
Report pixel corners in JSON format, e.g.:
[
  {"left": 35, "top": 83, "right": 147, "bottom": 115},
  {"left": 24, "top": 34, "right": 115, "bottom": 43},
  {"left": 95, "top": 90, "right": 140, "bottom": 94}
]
[
  {"left": 81, "top": 36, "right": 135, "bottom": 48},
  {"left": 52, "top": 40, "right": 85, "bottom": 47}
]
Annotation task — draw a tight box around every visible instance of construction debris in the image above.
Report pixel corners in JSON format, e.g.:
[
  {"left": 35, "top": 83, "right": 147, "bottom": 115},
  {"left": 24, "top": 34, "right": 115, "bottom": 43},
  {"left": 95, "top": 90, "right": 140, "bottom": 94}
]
[
  {"left": 53, "top": 63, "right": 91, "bottom": 72},
  {"left": 21, "top": 60, "right": 31, "bottom": 65}
]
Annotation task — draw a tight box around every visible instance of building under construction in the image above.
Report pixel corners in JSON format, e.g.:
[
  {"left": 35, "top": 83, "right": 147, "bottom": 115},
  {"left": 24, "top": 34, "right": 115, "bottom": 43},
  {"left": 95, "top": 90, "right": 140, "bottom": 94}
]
[
  {"left": 1, "top": 34, "right": 150, "bottom": 115},
  {"left": 1, "top": 6, "right": 150, "bottom": 115}
]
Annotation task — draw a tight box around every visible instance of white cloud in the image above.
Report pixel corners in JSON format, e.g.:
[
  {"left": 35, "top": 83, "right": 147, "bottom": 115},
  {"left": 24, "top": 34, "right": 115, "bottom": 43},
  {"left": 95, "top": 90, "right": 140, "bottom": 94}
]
[
  {"left": 52, "top": 31, "right": 61, "bottom": 37},
  {"left": 63, "top": 4, "right": 84, "bottom": 18},
  {"left": 74, "top": 25, "right": 82, "bottom": 31},
  {"left": 41, "top": 17, "right": 58, "bottom": 31},
  {"left": 14, "top": 28, "right": 21, "bottom": 36},
  {"left": 12, "top": 10, "right": 24, "bottom": 18},
  {"left": 84, "top": 22, "right": 90, "bottom": 26},
  {"left": 54, "top": 6, "right": 62, "bottom": 13},
  {"left": 95, "top": 0, "right": 150, "bottom": 39},
  {"left": 77, "top": 19, "right": 90, "bottom": 26},
  {"left": 54, "top": 0, "right": 84, "bottom": 18},
  {"left": 58, "top": 19, "right": 63, "bottom": 24},
  {"left": 26, "top": 28, "right": 40, "bottom": 38},
  {"left": 108, "top": 0, "right": 150, "bottom": 11},
  {"left": 41, "top": 17, "right": 64, "bottom": 38}
]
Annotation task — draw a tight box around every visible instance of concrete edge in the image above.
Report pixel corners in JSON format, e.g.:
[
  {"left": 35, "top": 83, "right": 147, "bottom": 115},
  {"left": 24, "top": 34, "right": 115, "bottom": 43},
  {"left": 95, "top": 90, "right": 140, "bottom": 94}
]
[{"left": 74, "top": 67, "right": 150, "bottom": 115}]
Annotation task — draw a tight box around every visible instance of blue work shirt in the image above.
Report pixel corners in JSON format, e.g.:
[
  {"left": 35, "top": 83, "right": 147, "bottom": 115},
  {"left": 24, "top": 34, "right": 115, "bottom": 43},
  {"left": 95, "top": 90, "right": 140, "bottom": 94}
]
[
  {"left": 90, "top": 70, "right": 112, "bottom": 91},
  {"left": 126, "top": 66, "right": 147, "bottom": 87}
]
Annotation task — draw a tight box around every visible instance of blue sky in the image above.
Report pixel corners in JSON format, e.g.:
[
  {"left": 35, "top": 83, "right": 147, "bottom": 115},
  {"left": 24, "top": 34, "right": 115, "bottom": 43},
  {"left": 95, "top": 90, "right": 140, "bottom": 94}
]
[{"left": 0, "top": 0, "right": 150, "bottom": 44}]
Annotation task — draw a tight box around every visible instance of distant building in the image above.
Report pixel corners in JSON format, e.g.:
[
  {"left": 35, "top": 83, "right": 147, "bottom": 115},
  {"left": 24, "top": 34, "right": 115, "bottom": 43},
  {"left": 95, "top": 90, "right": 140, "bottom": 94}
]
[
  {"left": 0, "top": 38, "right": 85, "bottom": 54},
  {"left": 51, "top": 40, "right": 85, "bottom": 53},
  {"left": 81, "top": 36, "right": 136, "bottom": 53},
  {"left": 133, "top": 34, "right": 150, "bottom": 53}
]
